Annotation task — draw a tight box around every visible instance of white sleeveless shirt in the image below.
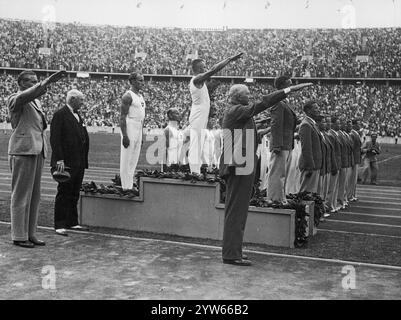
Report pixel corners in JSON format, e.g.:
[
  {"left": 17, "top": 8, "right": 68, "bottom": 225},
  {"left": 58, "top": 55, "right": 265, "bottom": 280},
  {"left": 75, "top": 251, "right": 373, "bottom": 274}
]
[
  {"left": 166, "top": 124, "right": 183, "bottom": 165},
  {"left": 188, "top": 77, "right": 210, "bottom": 130},
  {"left": 126, "top": 90, "right": 146, "bottom": 123}
]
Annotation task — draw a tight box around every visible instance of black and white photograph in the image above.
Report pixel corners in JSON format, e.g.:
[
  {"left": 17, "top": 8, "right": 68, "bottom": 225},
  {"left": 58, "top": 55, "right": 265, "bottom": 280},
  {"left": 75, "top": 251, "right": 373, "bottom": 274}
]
[{"left": 0, "top": 0, "right": 400, "bottom": 306}]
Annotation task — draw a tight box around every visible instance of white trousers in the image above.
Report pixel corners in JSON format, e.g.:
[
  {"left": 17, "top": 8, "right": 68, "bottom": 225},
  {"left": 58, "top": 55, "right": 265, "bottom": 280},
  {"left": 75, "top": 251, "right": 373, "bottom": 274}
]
[
  {"left": 120, "top": 121, "right": 142, "bottom": 190},
  {"left": 188, "top": 128, "right": 207, "bottom": 174}
]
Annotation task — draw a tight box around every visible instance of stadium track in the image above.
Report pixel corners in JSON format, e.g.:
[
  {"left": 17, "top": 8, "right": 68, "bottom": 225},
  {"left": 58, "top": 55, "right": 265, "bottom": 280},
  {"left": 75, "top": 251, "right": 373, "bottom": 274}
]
[{"left": 0, "top": 159, "right": 400, "bottom": 238}]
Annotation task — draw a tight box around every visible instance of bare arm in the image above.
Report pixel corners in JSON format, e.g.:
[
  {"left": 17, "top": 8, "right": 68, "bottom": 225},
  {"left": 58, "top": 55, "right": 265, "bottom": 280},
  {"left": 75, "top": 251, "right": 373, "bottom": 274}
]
[
  {"left": 193, "top": 53, "right": 243, "bottom": 87},
  {"left": 120, "top": 92, "right": 132, "bottom": 148}
]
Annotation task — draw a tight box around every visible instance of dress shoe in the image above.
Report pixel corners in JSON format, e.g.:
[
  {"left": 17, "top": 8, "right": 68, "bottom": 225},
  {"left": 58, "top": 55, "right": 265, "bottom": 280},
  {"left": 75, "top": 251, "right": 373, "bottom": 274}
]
[
  {"left": 13, "top": 241, "right": 35, "bottom": 248},
  {"left": 29, "top": 238, "right": 46, "bottom": 246},
  {"left": 69, "top": 225, "right": 89, "bottom": 231},
  {"left": 55, "top": 229, "right": 68, "bottom": 236},
  {"left": 223, "top": 259, "right": 252, "bottom": 266}
]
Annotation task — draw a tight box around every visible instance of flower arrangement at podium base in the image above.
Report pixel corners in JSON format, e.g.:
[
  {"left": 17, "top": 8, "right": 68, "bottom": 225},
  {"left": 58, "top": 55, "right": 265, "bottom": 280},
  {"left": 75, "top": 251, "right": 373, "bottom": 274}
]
[{"left": 80, "top": 168, "right": 318, "bottom": 248}]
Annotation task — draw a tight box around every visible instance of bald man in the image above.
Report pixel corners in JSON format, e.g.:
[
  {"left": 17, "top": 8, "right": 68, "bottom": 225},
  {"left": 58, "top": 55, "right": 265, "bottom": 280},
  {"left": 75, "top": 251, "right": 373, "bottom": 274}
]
[
  {"left": 50, "top": 89, "right": 90, "bottom": 236},
  {"left": 220, "top": 82, "right": 312, "bottom": 266}
]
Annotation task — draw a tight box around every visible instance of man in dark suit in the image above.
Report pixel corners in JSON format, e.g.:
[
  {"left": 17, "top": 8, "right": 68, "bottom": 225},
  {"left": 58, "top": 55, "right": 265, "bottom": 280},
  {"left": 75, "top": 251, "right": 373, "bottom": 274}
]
[
  {"left": 348, "top": 119, "right": 362, "bottom": 201},
  {"left": 50, "top": 89, "right": 90, "bottom": 236},
  {"left": 7, "top": 70, "right": 66, "bottom": 248},
  {"left": 299, "top": 101, "right": 322, "bottom": 193},
  {"left": 326, "top": 116, "right": 342, "bottom": 213},
  {"left": 266, "top": 76, "right": 297, "bottom": 203},
  {"left": 220, "top": 82, "right": 312, "bottom": 266},
  {"left": 337, "top": 119, "right": 352, "bottom": 209}
]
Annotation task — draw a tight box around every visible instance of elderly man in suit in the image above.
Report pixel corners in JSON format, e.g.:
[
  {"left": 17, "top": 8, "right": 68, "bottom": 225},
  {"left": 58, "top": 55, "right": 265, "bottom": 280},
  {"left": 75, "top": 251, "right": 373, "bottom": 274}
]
[
  {"left": 220, "top": 82, "right": 312, "bottom": 266},
  {"left": 266, "top": 76, "right": 298, "bottom": 204},
  {"left": 7, "top": 69, "right": 66, "bottom": 248},
  {"left": 299, "top": 101, "right": 322, "bottom": 193},
  {"left": 50, "top": 89, "right": 90, "bottom": 236}
]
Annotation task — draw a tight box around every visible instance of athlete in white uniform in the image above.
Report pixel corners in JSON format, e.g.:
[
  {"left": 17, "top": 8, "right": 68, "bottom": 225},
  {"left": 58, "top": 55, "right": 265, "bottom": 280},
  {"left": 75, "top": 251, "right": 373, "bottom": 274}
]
[
  {"left": 120, "top": 73, "right": 146, "bottom": 190},
  {"left": 188, "top": 53, "right": 244, "bottom": 174},
  {"left": 164, "top": 108, "right": 185, "bottom": 167}
]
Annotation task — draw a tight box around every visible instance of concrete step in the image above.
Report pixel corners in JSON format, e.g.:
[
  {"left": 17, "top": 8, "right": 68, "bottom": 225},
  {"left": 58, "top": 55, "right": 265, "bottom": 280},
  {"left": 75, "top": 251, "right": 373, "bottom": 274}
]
[
  {"left": 342, "top": 204, "right": 401, "bottom": 215},
  {"left": 318, "top": 220, "right": 401, "bottom": 237},
  {"left": 328, "top": 212, "right": 401, "bottom": 226}
]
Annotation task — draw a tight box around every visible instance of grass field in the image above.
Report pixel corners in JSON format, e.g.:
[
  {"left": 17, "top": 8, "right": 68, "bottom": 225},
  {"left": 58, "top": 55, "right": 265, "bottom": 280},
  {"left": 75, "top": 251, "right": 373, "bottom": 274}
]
[{"left": 1, "top": 131, "right": 400, "bottom": 185}]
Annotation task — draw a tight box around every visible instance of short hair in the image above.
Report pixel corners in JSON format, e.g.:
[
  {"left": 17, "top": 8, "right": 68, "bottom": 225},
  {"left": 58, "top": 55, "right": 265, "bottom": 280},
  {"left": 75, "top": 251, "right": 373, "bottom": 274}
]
[
  {"left": 166, "top": 108, "right": 178, "bottom": 119},
  {"left": 303, "top": 100, "right": 317, "bottom": 113},
  {"left": 17, "top": 70, "right": 37, "bottom": 86},
  {"left": 66, "top": 89, "right": 84, "bottom": 105},
  {"left": 371, "top": 133, "right": 378, "bottom": 137},
  {"left": 191, "top": 59, "right": 204, "bottom": 71},
  {"left": 352, "top": 119, "right": 359, "bottom": 125},
  {"left": 331, "top": 116, "right": 339, "bottom": 124},
  {"left": 274, "top": 75, "right": 291, "bottom": 89},
  {"left": 128, "top": 72, "right": 142, "bottom": 83},
  {"left": 228, "top": 84, "right": 248, "bottom": 104}
]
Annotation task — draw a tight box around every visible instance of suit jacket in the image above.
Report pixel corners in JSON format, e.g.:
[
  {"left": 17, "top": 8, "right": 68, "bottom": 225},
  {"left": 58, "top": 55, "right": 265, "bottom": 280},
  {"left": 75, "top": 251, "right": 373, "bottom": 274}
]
[
  {"left": 298, "top": 117, "right": 322, "bottom": 171},
  {"left": 7, "top": 83, "right": 48, "bottom": 157},
  {"left": 219, "top": 90, "right": 287, "bottom": 178},
  {"left": 327, "top": 130, "right": 341, "bottom": 172},
  {"left": 319, "top": 131, "right": 328, "bottom": 176},
  {"left": 323, "top": 131, "right": 338, "bottom": 173},
  {"left": 350, "top": 129, "right": 362, "bottom": 164},
  {"left": 50, "top": 106, "right": 89, "bottom": 169},
  {"left": 269, "top": 100, "right": 297, "bottom": 151},
  {"left": 336, "top": 131, "right": 349, "bottom": 168}
]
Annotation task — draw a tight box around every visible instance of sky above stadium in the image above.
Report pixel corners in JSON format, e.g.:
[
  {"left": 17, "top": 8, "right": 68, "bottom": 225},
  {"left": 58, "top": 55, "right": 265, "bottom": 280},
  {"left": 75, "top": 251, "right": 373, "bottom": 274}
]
[{"left": 0, "top": 0, "right": 400, "bottom": 29}]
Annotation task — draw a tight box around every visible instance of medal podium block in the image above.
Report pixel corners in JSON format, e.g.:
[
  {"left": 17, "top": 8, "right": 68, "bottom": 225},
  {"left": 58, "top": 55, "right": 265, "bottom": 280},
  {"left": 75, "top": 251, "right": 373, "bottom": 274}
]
[{"left": 80, "top": 177, "right": 297, "bottom": 248}]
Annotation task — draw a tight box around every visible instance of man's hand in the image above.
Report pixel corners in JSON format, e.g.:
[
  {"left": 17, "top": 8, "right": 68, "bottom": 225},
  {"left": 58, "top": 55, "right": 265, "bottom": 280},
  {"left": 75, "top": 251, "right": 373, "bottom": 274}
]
[
  {"left": 289, "top": 82, "right": 313, "bottom": 93},
  {"left": 42, "top": 70, "right": 67, "bottom": 86},
  {"left": 56, "top": 160, "right": 65, "bottom": 172},
  {"left": 122, "top": 136, "right": 130, "bottom": 149},
  {"left": 230, "top": 52, "right": 244, "bottom": 62}
]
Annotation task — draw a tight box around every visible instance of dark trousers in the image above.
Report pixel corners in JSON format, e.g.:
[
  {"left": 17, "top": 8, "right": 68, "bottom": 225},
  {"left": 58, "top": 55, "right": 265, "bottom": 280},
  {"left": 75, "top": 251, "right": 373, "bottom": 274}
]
[
  {"left": 222, "top": 166, "right": 255, "bottom": 260},
  {"left": 54, "top": 166, "right": 85, "bottom": 229}
]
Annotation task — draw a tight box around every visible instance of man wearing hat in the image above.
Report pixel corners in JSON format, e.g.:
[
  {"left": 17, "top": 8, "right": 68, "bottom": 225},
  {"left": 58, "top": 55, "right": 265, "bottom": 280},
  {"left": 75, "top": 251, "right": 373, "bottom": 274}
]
[
  {"left": 361, "top": 133, "right": 381, "bottom": 185},
  {"left": 50, "top": 89, "right": 89, "bottom": 236},
  {"left": 8, "top": 69, "right": 66, "bottom": 248}
]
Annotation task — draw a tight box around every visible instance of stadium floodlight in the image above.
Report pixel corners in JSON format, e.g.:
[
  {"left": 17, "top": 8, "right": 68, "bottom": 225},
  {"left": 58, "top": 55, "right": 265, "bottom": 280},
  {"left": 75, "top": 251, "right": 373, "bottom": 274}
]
[
  {"left": 77, "top": 72, "right": 90, "bottom": 79},
  {"left": 244, "top": 78, "right": 254, "bottom": 83}
]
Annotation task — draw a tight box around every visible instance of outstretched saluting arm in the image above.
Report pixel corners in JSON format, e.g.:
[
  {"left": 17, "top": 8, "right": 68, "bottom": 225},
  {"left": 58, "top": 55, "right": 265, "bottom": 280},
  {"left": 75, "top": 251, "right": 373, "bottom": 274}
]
[
  {"left": 11, "top": 70, "right": 67, "bottom": 114},
  {"left": 234, "top": 83, "right": 314, "bottom": 122},
  {"left": 193, "top": 53, "right": 244, "bottom": 87}
]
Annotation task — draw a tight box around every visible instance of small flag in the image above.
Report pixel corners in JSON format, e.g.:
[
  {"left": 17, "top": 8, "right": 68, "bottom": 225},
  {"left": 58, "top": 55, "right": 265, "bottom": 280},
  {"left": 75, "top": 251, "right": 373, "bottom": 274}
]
[
  {"left": 223, "top": 1, "right": 227, "bottom": 9},
  {"left": 180, "top": 2, "right": 184, "bottom": 9},
  {"left": 305, "top": 0, "right": 309, "bottom": 9},
  {"left": 265, "top": 1, "right": 271, "bottom": 9},
  {"left": 136, "top": 1, "right": 142, "bottom": 8}
]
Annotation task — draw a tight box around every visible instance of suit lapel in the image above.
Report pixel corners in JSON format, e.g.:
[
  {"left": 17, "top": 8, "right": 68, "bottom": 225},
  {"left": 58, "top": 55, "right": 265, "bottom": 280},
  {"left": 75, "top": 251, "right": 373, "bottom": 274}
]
[{"left": 63, "top": 106, "right": 82, "bottom": 140}]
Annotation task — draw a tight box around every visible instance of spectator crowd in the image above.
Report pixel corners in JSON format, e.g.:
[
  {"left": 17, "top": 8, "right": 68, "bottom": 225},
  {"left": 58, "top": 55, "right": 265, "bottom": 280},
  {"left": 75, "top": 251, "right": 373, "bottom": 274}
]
[
  {"left": 1, "top": 18, "right": 401, "bottom": 78},
  {"left": 1, "top": 73, "right": 400, "bottom": 136}
]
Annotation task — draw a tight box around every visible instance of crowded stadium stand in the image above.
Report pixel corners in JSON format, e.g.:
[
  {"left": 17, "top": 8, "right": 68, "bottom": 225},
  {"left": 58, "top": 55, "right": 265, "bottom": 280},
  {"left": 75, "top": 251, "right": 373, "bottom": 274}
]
[{"left": 1, "top": 18, "right": 400, "bottom": 136}]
